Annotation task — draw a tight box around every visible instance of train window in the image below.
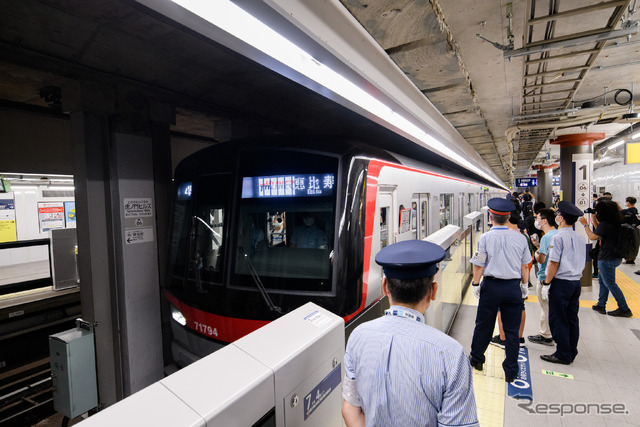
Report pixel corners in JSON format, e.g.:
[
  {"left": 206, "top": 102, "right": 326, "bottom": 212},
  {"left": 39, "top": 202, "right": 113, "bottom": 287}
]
[
  {"left": 232, "top": 152, "right": 339, "bottom": 295},
  {"left": 380, "top": 206, "right": 389, "bottom": 248},
  {"left": 410, "top": 199, "right": 418, "bottom": 238},
  {"left": 421, "top": 200, "right": 428, "bottom": 238},
  {"left": 189, "top": 174, "right": 231, "bottom": 287},
  {"left": 440, "top": 194, "right": 453, "bottom": 227},
  {"left": 234, "top": 203, "right": 334, "bottom": 292},
  {"left": 467, "top": 193, "right": 473, "bottom": 214}
]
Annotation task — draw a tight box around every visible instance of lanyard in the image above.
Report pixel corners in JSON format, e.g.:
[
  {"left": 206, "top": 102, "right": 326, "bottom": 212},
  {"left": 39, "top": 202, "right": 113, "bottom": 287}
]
[{"left": 384, "top": 308, "right": 424, "bottom": 323}]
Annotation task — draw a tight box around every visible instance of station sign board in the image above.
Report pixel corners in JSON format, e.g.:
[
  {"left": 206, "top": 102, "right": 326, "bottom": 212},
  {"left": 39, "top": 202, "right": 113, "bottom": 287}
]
[{"left": 515, "top": 178, "right": 537, "bottom": 188}]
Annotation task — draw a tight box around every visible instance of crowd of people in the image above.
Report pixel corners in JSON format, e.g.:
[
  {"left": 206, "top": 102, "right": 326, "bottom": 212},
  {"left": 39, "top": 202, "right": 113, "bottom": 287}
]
[{"left": 340, "top": 189, "right": 638, "bottom": 426}]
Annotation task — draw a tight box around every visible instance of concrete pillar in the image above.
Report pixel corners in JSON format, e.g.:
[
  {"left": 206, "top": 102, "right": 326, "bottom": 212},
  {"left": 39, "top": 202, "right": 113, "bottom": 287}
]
[
  {"left": 550, "top": 133, "right": 603, "bottom": 288},
  {"left": 64, "top": 81, "right": 123, "bottom": 406},
  {"left": 63, "top": 82, "right": 166, "bottom": 406},
  {"left": 535, "top": 164, "right": 558, "bottom": 208}
]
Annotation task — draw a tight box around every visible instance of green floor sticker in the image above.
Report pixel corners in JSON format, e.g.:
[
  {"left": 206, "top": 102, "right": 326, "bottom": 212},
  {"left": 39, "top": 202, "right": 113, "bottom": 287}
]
[{"left": 542, "top": 370, "right": 574, "bottom": 379}]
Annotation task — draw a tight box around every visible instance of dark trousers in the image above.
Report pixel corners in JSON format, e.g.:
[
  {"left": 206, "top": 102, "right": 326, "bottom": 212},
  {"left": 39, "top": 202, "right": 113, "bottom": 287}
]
[
  {"left": 470, "top": 277, "right": 522, "bottom": 378},
  {"left": 548, "top": 278, "right": 581, "bottom": 362}
]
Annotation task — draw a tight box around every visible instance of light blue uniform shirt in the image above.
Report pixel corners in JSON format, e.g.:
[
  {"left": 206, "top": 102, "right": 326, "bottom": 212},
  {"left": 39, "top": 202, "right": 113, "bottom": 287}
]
[
  {"left": 470, "top": 226, "right": 531, "bottom": 279},
  {"left": 343, "top": 306, "right": 479, "bottom": 427},
  {"left": 546, "top": 227, "right": 586, "bottom": 280},
  {"left": 536, "top": 228, "right": 558, "bottom": 281}
]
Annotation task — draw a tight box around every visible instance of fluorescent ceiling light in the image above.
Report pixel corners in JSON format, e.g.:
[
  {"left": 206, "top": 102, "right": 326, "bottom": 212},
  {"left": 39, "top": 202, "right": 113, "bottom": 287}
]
[
  {"left": 171, "top": 0, "right": 501, "bottom": 186},
  {"left": 47, "top": 186, "right": 75, "bottom": 191},
  {"left": 609, "top": 139, "right": 625, "bottom": 150}
]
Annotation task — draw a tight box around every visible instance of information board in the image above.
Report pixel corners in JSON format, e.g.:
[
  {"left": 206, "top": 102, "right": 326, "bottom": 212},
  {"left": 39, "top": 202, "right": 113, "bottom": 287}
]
[
  {"left": 38, "top": 202, "right": 65, "bottom": 233},
  {"left": 0, "top": 193, "right": 16, "bottom": 242},
  {"left": 515, "top": 178, "right": 537, "bottom": 188}
]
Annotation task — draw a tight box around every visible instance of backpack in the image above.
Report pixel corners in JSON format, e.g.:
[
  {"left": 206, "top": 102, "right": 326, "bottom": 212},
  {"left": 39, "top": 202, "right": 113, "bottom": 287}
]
[
  {"left": 522, "top": 201, "right": 533, "bottom": 219},
  {"left": 622, "top": 209, "right": 640, "bottom": 226},
  {"left": 613, "top": 223, "right": 640, "bottom": 260}
]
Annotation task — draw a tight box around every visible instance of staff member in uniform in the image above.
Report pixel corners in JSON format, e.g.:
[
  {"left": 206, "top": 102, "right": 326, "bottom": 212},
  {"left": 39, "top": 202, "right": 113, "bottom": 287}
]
[
  {"left": 342, "top": 240, "right": 479, "bottom": 427},
  {"left": 540, "top": 201, "right": 585, "bottom": 364},
  {"left": 469, "top": 198, "right": 530, "bottom": 383}
]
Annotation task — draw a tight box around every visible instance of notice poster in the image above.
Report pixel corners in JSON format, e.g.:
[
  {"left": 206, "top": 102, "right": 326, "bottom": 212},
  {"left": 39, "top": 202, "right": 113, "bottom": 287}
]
[
  {"left": 38, "top": 202, "right": 65, "bottom": 233},
  {"left": 65, "top": 201, "right": 76, "bottom": 228},
  {"left": 0, "top": 193, "right": 17, "bottom": 243},
  {"left": 399, "top": 208, "right": 411, "bottom": 233}
]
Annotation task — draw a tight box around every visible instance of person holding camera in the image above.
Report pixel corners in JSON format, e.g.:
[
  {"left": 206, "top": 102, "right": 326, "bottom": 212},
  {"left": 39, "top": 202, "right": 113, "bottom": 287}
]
[{"left": 579, "top": 200, "right": 633, "bottom": 318}]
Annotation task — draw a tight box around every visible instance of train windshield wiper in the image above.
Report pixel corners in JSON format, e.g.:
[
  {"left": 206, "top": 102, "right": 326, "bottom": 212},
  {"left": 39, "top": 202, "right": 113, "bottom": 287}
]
[{"left": 238, "top": 247, "right": 282, "bottom": 315}]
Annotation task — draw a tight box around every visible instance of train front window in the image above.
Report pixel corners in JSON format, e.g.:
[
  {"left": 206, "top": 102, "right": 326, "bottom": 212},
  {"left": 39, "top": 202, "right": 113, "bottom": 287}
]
[
  {"left": 188, "top": 174, "right": 230, "bottom": 287},
  {"left": 233, "top": 172, "right": 336, "bottom": 293}
]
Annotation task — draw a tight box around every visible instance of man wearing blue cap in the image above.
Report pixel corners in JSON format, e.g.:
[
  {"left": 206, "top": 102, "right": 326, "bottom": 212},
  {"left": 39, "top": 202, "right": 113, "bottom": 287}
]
[
  {"left": 342, "top": 240, "right": 478, "bottom": 427},
  {"left": 539, "top": 201, "right": 586, "bottom": 364},
  {"left": 469, "top": 198, "right": 531, "bottom": 382}
]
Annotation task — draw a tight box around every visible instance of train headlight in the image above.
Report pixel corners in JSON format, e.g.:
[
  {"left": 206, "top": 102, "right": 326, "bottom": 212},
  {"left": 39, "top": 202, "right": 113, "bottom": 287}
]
[{"left": 170, "top": 304, "right": 187, "bottom": 326}]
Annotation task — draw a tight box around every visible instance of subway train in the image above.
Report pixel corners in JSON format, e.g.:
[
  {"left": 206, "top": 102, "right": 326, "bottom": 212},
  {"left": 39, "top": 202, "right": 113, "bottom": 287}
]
[{"left": 165, "top": 136, "right": 505, "bottom": 366}]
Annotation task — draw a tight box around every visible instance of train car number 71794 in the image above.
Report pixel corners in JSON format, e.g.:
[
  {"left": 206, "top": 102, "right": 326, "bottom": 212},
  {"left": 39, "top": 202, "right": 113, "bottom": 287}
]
[{"left": 194, "top": 321, "right": 218, "bottom": 337}]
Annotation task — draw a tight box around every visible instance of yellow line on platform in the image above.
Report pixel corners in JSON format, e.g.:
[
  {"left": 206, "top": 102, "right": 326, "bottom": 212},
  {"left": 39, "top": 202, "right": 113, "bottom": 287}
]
[
  {"left": 615, "top": 269, "right": 640, "bottom": 318},
  {"left": 472, "top": 338, "right": 506, "bottom": 426}
]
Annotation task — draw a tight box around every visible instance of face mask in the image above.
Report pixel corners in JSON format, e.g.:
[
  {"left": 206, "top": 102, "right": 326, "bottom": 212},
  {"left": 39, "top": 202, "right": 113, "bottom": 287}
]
[
  {"left": 303, "top": 217, "right": 314, "bottom": 226},
  {"left": 534, "top": 219, "right": 542, "bottom": 229}
]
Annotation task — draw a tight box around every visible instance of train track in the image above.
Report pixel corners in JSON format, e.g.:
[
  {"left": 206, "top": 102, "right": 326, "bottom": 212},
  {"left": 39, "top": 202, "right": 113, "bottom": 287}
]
[
  {"left": 1, "top": 287, "right": 82, "bottom": 426},
  {"left": 0, "top": 358, "right": 54, "bottom": 426}
]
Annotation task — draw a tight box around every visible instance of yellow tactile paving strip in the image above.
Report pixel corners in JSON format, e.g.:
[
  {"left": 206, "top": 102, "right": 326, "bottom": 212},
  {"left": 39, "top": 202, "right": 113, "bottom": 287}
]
[
  {"left": 472, "top": 343, "right": 506, "bottom": 427},
  {"left": 615, "top": 269, "right": 640, "bottom": 317},
  {"left": 461, "top": 285, "right": 505, "bottom": 426}
]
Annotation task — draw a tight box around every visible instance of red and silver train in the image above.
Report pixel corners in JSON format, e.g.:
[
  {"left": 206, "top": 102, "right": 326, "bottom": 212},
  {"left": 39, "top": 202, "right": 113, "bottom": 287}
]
[{"left": 165, "top": 136, "right": 505, "bottom": 366}]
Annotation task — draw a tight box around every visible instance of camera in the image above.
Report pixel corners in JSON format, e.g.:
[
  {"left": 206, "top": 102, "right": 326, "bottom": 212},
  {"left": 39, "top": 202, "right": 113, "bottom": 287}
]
[{"left": 584, "top": 208, "right": 596, "bottom": 214}]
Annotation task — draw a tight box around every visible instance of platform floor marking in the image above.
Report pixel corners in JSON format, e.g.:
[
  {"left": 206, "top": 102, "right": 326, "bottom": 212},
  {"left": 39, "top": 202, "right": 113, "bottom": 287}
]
[
  {"left": 0, "top": 286, "right": 50, "bottom": 302},
  {"left": 541, "top": 369, "right": 574, "bottom": 379},
  {"left": 472, "top": 343, "right": 505, "bottom": 427},
  {"left": 616, "top": 269, "right": 640, "bottom": 318}
]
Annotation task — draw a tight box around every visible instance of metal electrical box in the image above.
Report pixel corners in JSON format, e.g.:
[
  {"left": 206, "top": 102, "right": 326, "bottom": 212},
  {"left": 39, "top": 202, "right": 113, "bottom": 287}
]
[{"left": 49, "top": 320, "right": 98, "bottom": 419}]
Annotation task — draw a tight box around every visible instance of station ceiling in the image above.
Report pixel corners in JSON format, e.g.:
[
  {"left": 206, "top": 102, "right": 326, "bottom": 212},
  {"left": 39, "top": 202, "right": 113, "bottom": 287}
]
[{"left": 1, "top": 0, "right": 639, "bottom": 186}]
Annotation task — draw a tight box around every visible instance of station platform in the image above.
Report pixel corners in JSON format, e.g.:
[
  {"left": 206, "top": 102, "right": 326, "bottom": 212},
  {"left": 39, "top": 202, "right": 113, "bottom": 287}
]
[
  {"left": 450, "top": 260, "right": 640, "bottom": 426},
  {"left": 30, "top": 262, "right": 640, "bottom": 427}
]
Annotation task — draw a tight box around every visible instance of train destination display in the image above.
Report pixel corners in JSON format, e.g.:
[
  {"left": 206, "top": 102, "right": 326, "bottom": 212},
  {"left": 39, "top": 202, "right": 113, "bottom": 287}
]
[{"left": 242, "top": 173, "right": 335, "bottom": 198}]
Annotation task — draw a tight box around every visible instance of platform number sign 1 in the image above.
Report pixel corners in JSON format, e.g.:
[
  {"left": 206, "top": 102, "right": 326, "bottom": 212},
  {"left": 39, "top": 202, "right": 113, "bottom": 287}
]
[{"left": 572, "top": 153, "right": 592, "bottom": 214}]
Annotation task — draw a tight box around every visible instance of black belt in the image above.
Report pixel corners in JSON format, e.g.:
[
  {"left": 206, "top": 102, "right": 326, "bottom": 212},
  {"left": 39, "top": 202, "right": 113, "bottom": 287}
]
[{"left": 484, "top": 276, "right": 519, "bottom": 281}]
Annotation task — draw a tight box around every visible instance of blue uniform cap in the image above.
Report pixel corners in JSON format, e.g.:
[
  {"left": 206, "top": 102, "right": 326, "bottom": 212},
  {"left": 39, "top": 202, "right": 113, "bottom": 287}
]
[
  {"left": 557, "top": 201, "right": 583, "bottom": 220},
  {"left": 488, "top": 197, "right": 515, "bottom": 215},
  {"left": 375, "top": 240, "right": 446, "bottom": 279}
]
